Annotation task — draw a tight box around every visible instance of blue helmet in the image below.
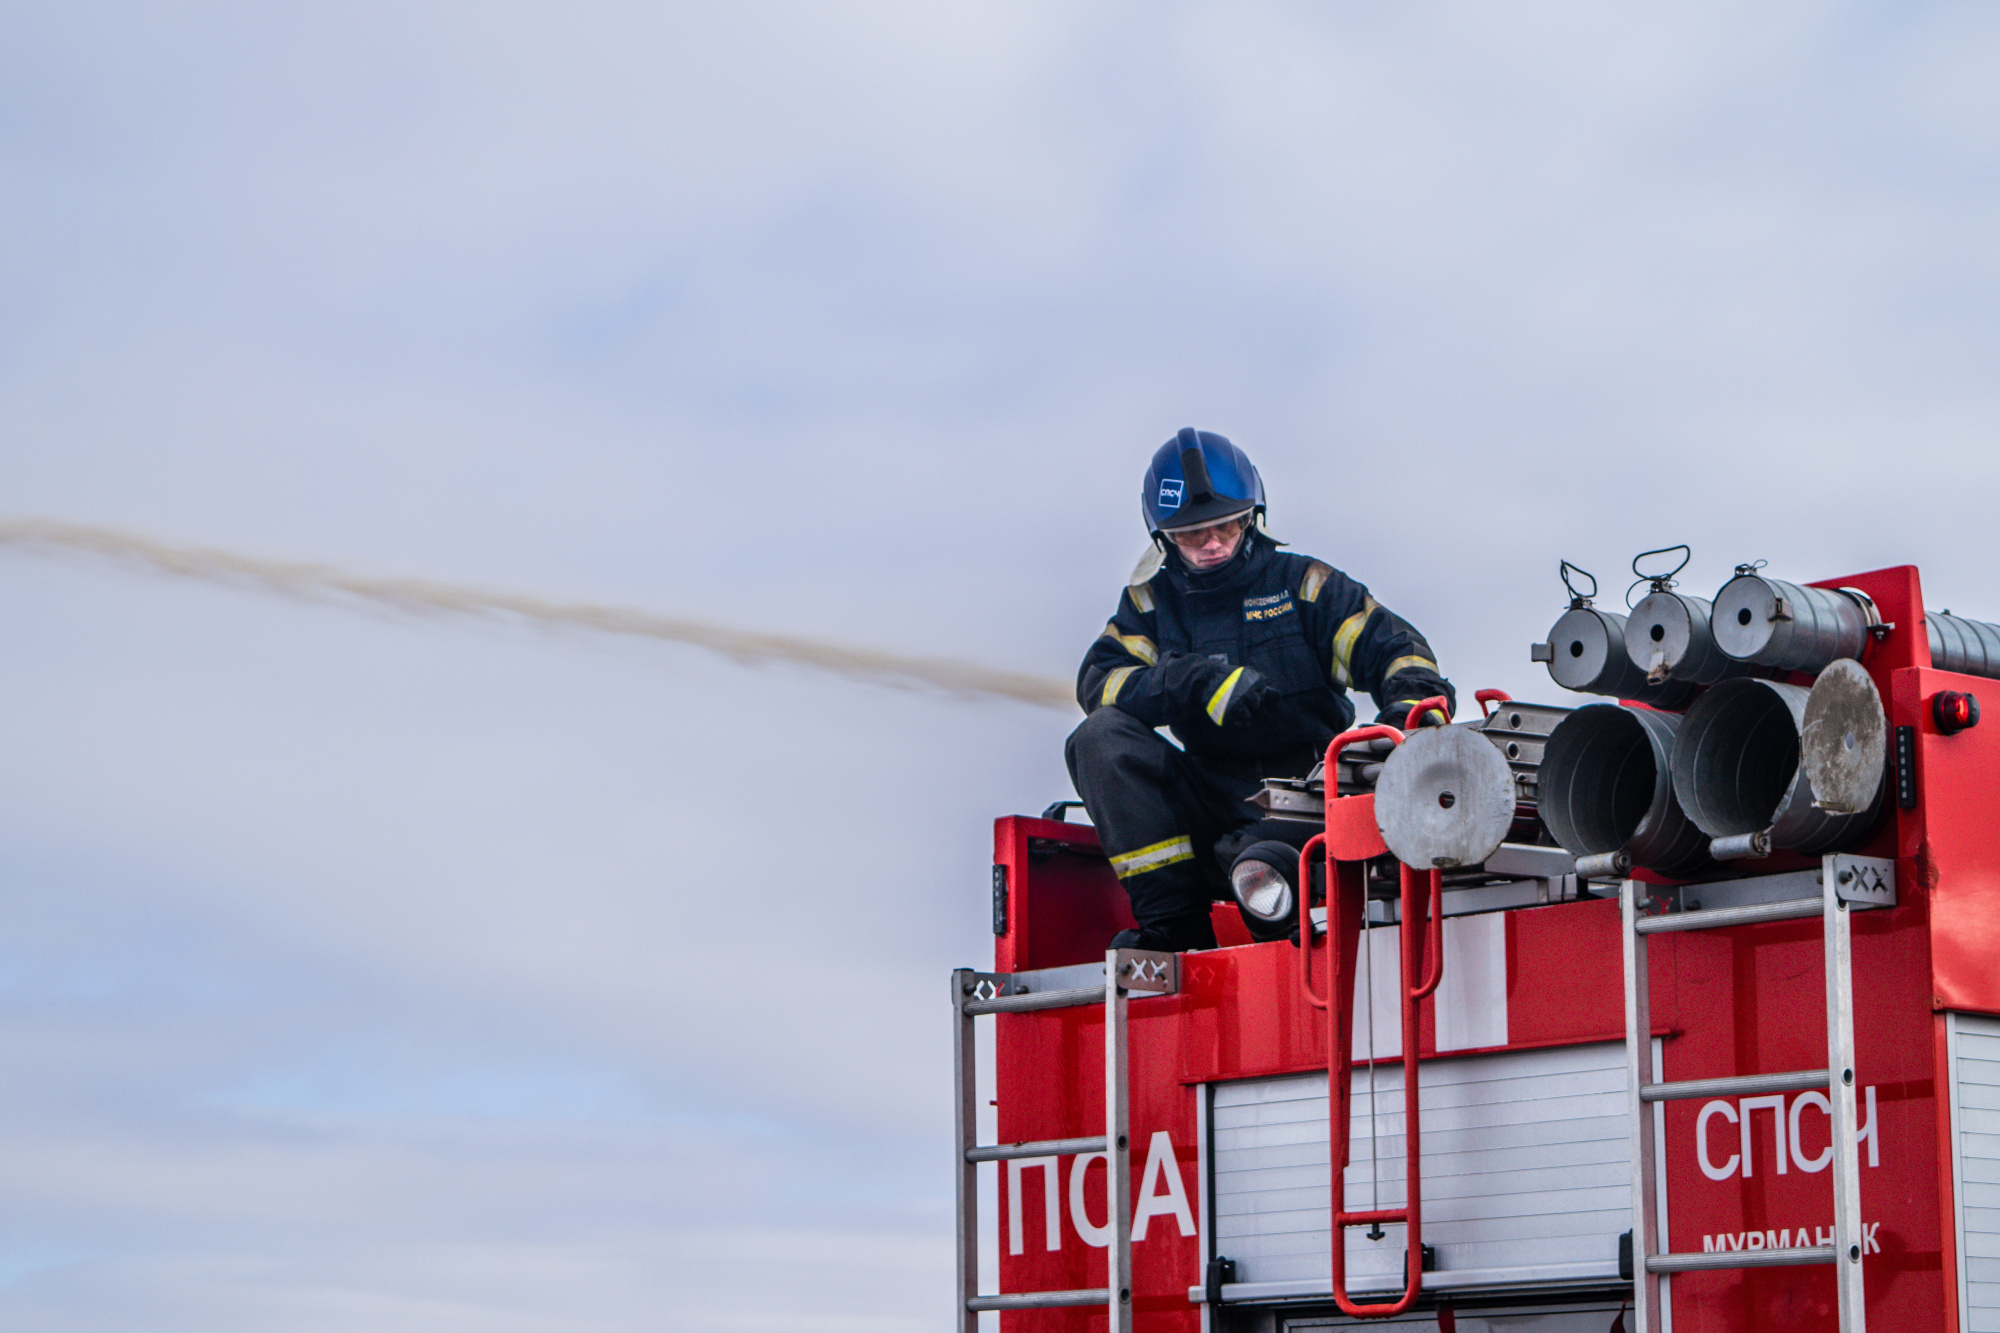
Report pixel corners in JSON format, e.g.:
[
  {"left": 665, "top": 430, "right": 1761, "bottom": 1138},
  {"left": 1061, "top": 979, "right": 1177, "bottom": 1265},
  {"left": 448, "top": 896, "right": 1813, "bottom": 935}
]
[{"left": 1141, "top": 428, "right": 1265, "bottom": 537}]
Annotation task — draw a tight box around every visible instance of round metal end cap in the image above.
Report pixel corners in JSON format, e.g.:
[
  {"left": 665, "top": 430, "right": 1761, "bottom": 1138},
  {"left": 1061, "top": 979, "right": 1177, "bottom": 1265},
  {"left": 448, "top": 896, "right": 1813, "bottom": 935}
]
[
  {"left": 1374, "top": 725, "right": 1517, "bottom": 869},
  {"left": 1802, "top": 658, "right": 1887, "bottom": 815},
  {"left": 1547, "top": 606, "right": 1620, "bottom": 693},
  {"left": 1625, "top": 592, "right": 1697, "bottom": 682},
  {"left": 1711, "top": 575, "right": 1781, "bottom": 661}
]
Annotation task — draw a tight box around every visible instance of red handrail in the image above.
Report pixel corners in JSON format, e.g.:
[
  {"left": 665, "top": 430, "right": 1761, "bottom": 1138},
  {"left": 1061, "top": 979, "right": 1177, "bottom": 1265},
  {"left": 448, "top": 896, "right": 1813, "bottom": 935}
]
[
  {"left": 1299, "top": 727, "right": 1404, "bottom": 1010},
  {"left": 1303, "top": 728, "right": 1443, "bottom": 1317},
  {"left": 1410, "top": 867, "right": 1445, "bottom": 1001},
  {"left": 1327, "top": 725, "right": 1406, "bottom": 770},
  {"left": 1298, "top": 833, "right": 1330, "bottom": 1011},
  {"left": 1403, "top": 694, "right": 1453, "bottom": 729},
  {"left": 1474, "top": 687, "right": 1512, "bottom": 718}
]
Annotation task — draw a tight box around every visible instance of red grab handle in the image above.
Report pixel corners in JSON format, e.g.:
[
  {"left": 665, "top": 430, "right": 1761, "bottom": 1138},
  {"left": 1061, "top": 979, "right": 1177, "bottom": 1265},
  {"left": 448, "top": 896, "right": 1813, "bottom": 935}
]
[
  {"left": 1326, "top": 724, "right": 1404, "bottom": 775},
  {"left": 1408, "top": 867, "right": 1445, "bottom": 1001},
  {"left": 1403, "top": 695, "right": 1453, "bottom": 730},
  {"left": 1298, "top": 833, "right": 1330, "bottom": 1011}
]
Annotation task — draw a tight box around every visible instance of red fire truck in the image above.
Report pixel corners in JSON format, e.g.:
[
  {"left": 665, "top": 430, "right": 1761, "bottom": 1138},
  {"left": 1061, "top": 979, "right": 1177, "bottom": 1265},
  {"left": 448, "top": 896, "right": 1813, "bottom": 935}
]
[{"left": 952, "top": 563, "right": 2000, "bottom": 1333}]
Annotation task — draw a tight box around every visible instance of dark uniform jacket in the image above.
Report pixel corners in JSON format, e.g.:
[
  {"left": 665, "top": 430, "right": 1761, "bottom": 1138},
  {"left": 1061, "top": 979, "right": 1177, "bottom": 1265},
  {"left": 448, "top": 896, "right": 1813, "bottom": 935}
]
[{"left": 1076, "top": 531, "right": 1455, "bottom": 776}]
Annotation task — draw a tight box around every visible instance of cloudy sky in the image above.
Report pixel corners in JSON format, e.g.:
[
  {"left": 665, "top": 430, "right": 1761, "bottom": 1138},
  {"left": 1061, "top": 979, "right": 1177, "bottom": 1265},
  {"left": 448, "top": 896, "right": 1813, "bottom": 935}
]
[{"left": 4, "top": 3, "right": 1999, "bottom": 1329}]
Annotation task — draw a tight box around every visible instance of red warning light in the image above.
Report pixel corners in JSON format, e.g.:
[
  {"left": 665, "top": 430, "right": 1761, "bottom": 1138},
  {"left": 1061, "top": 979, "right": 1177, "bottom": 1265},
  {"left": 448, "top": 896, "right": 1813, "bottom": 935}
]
[{"left": 1935, "top": 690, "right": 1981, "bottom": 735}]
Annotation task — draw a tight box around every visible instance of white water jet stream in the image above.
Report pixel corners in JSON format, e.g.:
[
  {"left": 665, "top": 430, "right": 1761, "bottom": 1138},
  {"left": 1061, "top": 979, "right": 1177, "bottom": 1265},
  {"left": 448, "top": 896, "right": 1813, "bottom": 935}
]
[{"left": 0, "top": 518, "right": 1077, "bottom": 712}]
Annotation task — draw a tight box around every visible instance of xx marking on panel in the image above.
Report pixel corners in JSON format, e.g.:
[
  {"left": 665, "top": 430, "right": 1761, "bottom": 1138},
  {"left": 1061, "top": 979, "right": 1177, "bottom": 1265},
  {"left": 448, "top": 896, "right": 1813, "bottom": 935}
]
[{"left": 967, "top": 975, "right": 1013, "bottom": 1002}]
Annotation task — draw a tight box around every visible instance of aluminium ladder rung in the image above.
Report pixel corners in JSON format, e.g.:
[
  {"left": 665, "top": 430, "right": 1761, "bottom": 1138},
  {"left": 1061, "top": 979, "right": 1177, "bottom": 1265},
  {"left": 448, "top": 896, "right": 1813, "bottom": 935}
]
[
  {"left": 1633, "top": 896, "right": 1822, "bottom": 934},
  {"left": 967, "top": 1288, "right": 1111, "bottom": 1312},
  {"left": 965, "top": 1136, "right": 1108, "bottom": 1163},
  {"left": 962, "top": 986, "right": 1105, "bottom": 1015},
  {"left": 954, "top": 951, "right": 1176, "bottom": 1333},
  {"left": 1622, "top": 856, "right": 1890, "bottom": 1333},
  {"left": 1639, "top": 1068, "right": 1829, "bottom": 1102},
  {"left": 1646, "top": 1245, "right": 1836, "bottom": 1274}
]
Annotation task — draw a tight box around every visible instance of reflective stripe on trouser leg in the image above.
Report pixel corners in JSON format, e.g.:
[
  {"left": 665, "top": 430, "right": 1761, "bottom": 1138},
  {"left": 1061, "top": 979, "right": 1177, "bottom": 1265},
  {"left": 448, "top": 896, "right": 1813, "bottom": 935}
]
[
  {"left": 1064, "top": 707, "right": 1227, "bottom": 927},
  {"left": 1108, "top": 835, "right": 1194, "bottom": 879},
  {"left": 1111, "top": 853, "right": 1211, "bottom": 936}
]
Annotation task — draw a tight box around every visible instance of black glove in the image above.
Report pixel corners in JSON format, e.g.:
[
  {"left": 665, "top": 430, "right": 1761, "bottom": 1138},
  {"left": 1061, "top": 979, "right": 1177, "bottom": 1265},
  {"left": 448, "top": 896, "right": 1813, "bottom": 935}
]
[
  {"left": 1157, "top": 654, "right": 1270, "bottom": 728},
  {"left": 1227, "top": 672, "right": 1282, "bottom": 728}
]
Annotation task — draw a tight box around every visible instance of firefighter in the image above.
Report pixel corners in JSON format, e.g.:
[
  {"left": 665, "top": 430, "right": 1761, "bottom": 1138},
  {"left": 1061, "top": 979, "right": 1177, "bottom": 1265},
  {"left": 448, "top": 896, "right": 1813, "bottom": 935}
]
[{"left": 1067, "top": 428, "right": 1456, "bottom": 952}]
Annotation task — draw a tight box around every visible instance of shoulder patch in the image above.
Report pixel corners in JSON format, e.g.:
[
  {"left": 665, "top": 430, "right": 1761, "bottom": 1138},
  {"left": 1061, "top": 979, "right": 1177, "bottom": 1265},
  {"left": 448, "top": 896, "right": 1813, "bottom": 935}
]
[
  {"left": 1299, "top": 561, "right": 1334, "bottom": 604},
  {"left": 1243, "top": 592, "right": 1295, "bottom": 624}
]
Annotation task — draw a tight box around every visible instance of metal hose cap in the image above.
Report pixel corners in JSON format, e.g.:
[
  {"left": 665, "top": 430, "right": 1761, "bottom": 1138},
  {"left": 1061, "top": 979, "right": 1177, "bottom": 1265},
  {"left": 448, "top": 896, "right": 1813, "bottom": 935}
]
[
  {"left": 1546, "top": 605, "right": 1630, "bottom": 694},
  {"left": 1801, "top": 658, "right": 1888, "bottom": 815},
  {"left": 1373, "top": 725, "right": 1517, "bottom": 869},
  {"left": 1625, "top": 590, "right": 1705, "bottom": 684},
  {"left": 1711, "top": 574, "right": 1871, "bottom": 671},
  {"left": 1542, "top": 606, "right": 1698, "bottom": 706}
]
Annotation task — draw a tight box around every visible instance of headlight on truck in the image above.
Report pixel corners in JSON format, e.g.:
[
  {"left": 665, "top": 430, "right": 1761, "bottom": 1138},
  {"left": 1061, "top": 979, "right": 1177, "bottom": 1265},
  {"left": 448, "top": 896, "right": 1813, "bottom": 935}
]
[{"left": 1231, "top": 858, "right": 1294, "bottom": 924}]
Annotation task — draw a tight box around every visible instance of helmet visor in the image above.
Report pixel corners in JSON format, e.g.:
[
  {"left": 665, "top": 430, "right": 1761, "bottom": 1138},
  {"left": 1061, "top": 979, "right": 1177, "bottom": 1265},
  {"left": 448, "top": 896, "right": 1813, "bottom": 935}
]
[{"left": 1158, "top": 502, "right": 1255, "bottom": 536}]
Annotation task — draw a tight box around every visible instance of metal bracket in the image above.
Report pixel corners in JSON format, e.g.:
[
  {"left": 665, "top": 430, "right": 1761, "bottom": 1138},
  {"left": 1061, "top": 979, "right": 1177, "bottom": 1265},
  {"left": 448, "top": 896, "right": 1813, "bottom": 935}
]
[
  {"left": 1712, "top": 829, "right": 1773, "bottom": 862},
  {"left": 961, "top": 972, "right": 1018, "bottom": 1004},
  {"left": 1838, "top": 587, "right": 1884, "bottom": 637},
  {"left": 1828, "top": 854, "right": 1896, "bottom": 909},
  {"left": 1111, "top": 950, "right": 1179, "bottom": 995}
]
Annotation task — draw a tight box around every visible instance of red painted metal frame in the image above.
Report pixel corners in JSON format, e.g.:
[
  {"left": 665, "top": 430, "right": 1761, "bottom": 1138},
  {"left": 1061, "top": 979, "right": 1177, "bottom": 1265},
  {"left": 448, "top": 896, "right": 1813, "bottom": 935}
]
[
  {"left": 1304, "top": 724, "right": 1444, "bottom": 1317},
  {"left": 984, "top": 564, "right": 2000, "bottom": 1332},
  {"left": 1300, "top": 726, "right": 1405, "bottom": 1010}
]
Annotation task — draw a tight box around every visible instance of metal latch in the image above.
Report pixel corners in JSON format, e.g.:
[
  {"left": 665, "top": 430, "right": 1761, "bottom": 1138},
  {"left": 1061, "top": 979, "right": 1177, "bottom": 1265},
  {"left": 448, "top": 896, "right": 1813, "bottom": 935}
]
[
  {"left": 1828, "top": 854, "right": 1895, "bottom": 908},
  {"left": 1203, "top": 1256, "right": 1236, "bottom": 1305},
  {"left": 1112, "top": 949, "right": 1178, "bottom": 995}
]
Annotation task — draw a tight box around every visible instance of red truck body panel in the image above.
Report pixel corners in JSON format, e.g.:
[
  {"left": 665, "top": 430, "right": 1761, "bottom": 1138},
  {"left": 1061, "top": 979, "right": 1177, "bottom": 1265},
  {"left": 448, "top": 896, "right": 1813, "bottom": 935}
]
[{"left": 980, "top": 567, "right": 2000, "bottom": 1330}]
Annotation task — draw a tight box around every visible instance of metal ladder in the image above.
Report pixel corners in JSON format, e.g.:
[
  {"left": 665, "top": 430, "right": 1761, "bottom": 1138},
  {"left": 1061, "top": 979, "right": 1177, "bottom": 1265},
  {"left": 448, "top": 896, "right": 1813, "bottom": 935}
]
[
  {"left": 952, "top": 948, "right": 1180, "bottom": 1332},
  {"left": 1621, "top": 853, "right": 1895, "bottom": 1333}
]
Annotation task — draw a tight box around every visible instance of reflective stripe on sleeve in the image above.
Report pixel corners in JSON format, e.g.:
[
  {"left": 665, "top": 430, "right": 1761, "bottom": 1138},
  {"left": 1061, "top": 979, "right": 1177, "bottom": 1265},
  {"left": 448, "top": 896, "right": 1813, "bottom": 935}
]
[
  {"left": 1330, "top": 598, "right": 1379, "bottom": 688},
  {"left": 1129, "top": 582, "right": 1156, "bottom": 614},
  {"left": 1299, "top": 562, "right": 1332, "bottom": 604},
  {"left": 1101, "top": 665, "right": 1140, "bottom": 706},
  {"left": 1383, "top": 654, "right": 1438, "bottom": 681},
  {"left": 1109, "top": 835, "right": 1195, "bottom": 880},
  {"left": 1102, "top": 623, "right": 1159, "bottom": 666},
  {"left": 1205, "top": 667, "right": 1246, "bottom": 725}
]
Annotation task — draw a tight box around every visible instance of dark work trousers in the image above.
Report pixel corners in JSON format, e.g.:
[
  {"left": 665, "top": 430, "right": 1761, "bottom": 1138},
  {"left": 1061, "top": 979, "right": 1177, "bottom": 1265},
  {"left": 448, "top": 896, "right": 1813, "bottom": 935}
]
[{"left": 1065, "top": 708, "right": 1319, "bottom": 940}]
